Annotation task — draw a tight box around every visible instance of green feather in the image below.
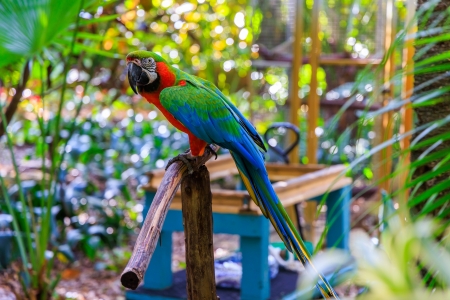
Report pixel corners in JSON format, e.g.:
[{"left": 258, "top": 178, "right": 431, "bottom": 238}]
[{"left": 126, "top": 50, "right": 167, "bottom": 63}]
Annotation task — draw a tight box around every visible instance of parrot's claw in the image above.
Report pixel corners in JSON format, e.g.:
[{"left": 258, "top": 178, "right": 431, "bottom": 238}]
[
  {"left": 206, "top": 145, "right": 218, "bottom": 160},
  {"left": 166, "top": 153, "right": 195, "bottom": 174}
]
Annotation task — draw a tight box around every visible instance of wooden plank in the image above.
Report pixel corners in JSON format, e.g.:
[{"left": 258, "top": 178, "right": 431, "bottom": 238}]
[
  {"left": 276, "top": 178, "right": 352, "bottom": 208},
  {"left": 143, "top": 154, "right": 330, "bottom": 190},
  {"left": 170, "top": 165, "right": 349, "bottom": 215},
  {"left": 171, "top": 189, "right": 247, "bottom": 208},
  {"left": 320, "top": 99, "right": 382, "bottom": 111},
  {"left": 266, "top": 163, "right": 325, "bottom": 180},
  {"left": 306, "top": 0, "right": 322, "bottom": 164},
  {"left": 143, "top": 154, "right": 237, "bottom": 190},
  {"left": 207, "top": 157, "right": 239, "bottom": 180},
  {"left": 252, "top": 58, "right": 382, "bottom": 69},
  {"left": 288, "top": 0, "right": 305, "bottom": 164},
  {"left": 318, "top": 58, "right": 382, "bottom": 66},
  {"left": 171, "top": 202, "right": 259, "bottom": 215},
  {"left": 272, "top": 164, "right": 346, "bottom": 192}
]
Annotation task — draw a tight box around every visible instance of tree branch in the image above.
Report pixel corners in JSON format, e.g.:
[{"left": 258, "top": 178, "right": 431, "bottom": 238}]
[
  {"left": 0, "top": 61, "right": 31, "bottom": 137},
  {"left": 120, "top": 145, "right": 220, "bottom": 290}
]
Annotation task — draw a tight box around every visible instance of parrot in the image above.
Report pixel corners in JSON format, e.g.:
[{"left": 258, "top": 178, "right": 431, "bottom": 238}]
[{"left": 126, "top": 50, "right": 339, "bottom": 299}]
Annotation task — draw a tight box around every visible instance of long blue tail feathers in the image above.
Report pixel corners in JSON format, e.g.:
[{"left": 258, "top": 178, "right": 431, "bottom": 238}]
[{"left": 230, "top": 149, "right": 340, "bottom": 299}]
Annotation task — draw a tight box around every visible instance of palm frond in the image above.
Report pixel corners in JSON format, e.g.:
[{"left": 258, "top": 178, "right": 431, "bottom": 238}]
[{"left": 0, "top": 0, "right": 82, "bottom": 67}]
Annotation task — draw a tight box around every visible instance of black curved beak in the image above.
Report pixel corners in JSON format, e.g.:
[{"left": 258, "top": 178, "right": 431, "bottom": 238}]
[
  {"left": 127, "top": 63, "right": 140, "bottom": 95},
  {"left": 127, "top": 62, "right": 150, "bottom": 95}
]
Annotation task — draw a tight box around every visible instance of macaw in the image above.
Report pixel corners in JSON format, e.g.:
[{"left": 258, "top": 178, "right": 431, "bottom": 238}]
[{"left": 126, "top": 50, "right": 339, "bottom": 299}]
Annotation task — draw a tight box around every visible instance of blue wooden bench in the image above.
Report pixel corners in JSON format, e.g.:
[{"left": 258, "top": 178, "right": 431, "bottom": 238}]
[{"left": 126, "top": 156, "right": 351, "bottom": 300}]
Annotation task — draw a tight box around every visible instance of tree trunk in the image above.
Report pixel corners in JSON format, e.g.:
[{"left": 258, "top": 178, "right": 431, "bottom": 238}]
[
  {"left": 0, "top": 62, "right": 30, "bottom": 137},
  {"left": 410, "top": 1, "right": 450, "bottom": 217}
]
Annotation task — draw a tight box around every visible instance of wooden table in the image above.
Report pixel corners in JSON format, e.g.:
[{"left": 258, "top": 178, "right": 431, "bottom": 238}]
[{"left": 127, "top": 154, "right": 352, "bottom": 300}]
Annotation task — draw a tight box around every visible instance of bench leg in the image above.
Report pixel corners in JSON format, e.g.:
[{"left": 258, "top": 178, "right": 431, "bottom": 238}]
[
  {"left": 240, "top": 217, "right": 270, "bottom": 300},
  {"left": 303, "top": 201, "right": 317, "bottom": 244},
  {"left": 142, "top": 230, "right": 173, "bottom": 289},
  {"left": 142, "top": 190, "right": 173, "bottom": 289},
  {"left": 326, "top": 185, "right": 351, "bottom": 250}
]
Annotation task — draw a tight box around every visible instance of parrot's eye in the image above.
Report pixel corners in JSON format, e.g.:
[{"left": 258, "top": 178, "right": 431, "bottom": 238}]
[
  {"left": 135, "top": 57, "right": 158, "bottom": 86},
  {"left": 141, "top": 57, "right": 156, "bottom": 72}
]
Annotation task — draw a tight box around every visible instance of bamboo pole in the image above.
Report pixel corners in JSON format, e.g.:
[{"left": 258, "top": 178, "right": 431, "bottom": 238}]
[
  {"left": 181, "top": 165, "right": 217, "bottom": 300},
  {"left": 372, "top": 0, "right": 385, "bottom": 201},
  {"left": 246, "top": 72, "right": 254, "bottom": 123},
  {"left": 398, "top": 0, "right": 417, "bottom": 215},
  {"left": 303, "top": 0, "right": 323, "bottom": 245},
  {"left": 380, "top": 0, "right": 396, "bottom": 193},
  {"left": 288, "top": 0, "right": 305, "bottom": 164},
  {"left": 120, "top": 145, "right": 219, "bottom": 290},
  {"left": 307, "top": 0, "right": 322, "bottom": 165},
  {"left": 287, "top": 0, "right": 306, "bottom": 239}
]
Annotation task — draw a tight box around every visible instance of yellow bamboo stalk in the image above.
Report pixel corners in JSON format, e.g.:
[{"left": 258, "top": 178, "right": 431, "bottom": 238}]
[
  {"left": 307, "top": 0, "right": 322, "bottom": 165},
  {"left": 380, "top": 0, "right": 396, "bottom": 193},
  {"left": 288, "top": 0, "right": 305, "bottom": 164},
  {"left": 398, "top": 0, "right": 417, "bottom": 216},
  {"left": 302, "top": 0, "right": 323, "bottom": 245}
]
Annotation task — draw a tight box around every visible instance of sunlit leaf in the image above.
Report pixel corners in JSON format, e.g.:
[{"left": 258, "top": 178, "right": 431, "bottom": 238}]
[{"left": 0, "top": 0, "right": 83, "bottom": 67}]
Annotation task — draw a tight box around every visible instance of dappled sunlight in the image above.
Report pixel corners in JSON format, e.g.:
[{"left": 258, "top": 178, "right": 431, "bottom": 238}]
[{"left": 0, "top": 0, "right": 449, "bottom": 299}]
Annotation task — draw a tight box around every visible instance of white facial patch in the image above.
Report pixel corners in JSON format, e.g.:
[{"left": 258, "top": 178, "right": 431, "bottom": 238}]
[{"left": 141, "top": 57, "right": 158, "bottom": 84}]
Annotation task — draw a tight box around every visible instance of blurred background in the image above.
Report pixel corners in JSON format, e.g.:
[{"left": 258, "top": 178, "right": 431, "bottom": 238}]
[{"left": 1, "top": 0, "right": 450, "bottom": 299}]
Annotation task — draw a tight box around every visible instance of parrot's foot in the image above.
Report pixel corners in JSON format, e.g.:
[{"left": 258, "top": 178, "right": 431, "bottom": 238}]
[
  {"left": 166, "top": 153, "right": 195, "bottom": 174},
  {"left": 206, "top": 145, "right": 218, "bottom": 160}
]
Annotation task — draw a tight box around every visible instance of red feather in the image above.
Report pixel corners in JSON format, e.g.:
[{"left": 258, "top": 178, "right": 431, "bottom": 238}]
[{"left": 140, "top": 63, "right": 207, "bottom": 156}]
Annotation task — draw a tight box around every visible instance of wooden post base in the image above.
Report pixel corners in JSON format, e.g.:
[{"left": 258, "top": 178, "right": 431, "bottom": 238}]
[{"left": 181, "top": 165, "right": 217, "bottom": 300}]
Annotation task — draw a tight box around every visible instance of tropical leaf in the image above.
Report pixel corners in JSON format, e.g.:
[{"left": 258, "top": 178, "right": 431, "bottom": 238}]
[{"left": 0, "top": 0, "right": 83, "bottom": 67}]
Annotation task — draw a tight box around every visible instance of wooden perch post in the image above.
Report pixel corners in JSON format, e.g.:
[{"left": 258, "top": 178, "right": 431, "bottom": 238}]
[
  {"left": 120, "top": 145, "right": 219, "bottom": 290},
  {"left": 181, "top": 165, "right": 217, "bottom": 299}
]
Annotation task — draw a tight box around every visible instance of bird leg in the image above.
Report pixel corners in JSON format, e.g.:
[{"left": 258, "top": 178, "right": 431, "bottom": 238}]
[
  {"left": 166, "top": 145, "right": 217, "bottom": 174},
  {"left": 166, "top": 151, "right": 196, "bottom": 174},
  {"left": 205, "top": 144, "right": 218, "bottom": 160}
]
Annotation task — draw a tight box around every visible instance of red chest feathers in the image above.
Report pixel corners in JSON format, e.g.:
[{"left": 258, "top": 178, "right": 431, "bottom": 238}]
[
  {"left": 142, "top": 62, "right": 176, "bottom": 104},
  {"left": 140, "top": 62, "right": 188, "bottom": 133}
]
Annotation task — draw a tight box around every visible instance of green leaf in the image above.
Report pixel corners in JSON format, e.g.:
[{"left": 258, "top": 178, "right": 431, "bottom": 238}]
[
  {"left": 75, "top": 43, "right": 124, "bottom": 59},
  {"left": 57, "top": 244, "right": 75, "bottom": 263},
  {"left": 76, "top": 32, "right": 126, "bottom": 42},
  {"left": 415, "top": 32, "right": 450, "bottom": 46},
  {"left": 408, "top": 180, "right": 449, "bottom": 208},
  {"left": 79, "top": 13, "right": 120, "bottom": 25},
  {"left": 0, "top": 0, "right": 83, "bottom": 67},
  {"left": 363, "top": 167, "right": 373, "bottom": 179}
]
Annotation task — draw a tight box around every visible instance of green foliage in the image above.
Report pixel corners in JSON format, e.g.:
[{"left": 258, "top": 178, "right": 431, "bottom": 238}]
[
  {"left": 0, "top": 0, "right": 84, "bottom": 67},
  {"left": 1, "top": 0, "right": 449, "bottom": 298},
  {"left": 351, "top": 218, "right": 450, "bottom": 299},
  {"left": 309, "top": 1, "right": 450, "bottom": 297},
  {"left": 0, "top": 0, "right": 121, "bottom": 297}
]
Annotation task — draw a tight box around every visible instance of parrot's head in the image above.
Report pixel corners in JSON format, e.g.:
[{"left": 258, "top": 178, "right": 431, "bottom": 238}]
[{"left": 126, "top": 51, "right": 167, "bottom": 95}]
